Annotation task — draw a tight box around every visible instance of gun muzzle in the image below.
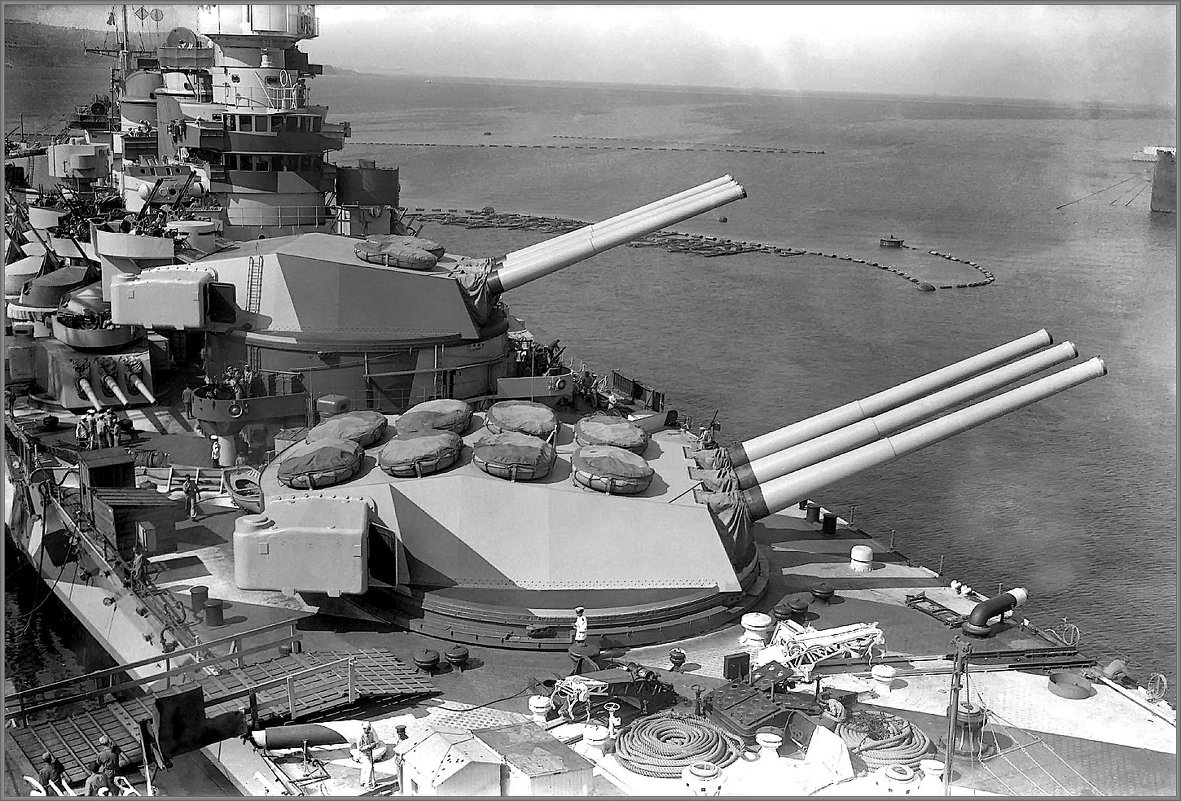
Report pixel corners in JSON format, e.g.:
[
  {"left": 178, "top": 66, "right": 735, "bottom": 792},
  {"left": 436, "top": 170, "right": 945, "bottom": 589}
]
[
  {"left": 102, "top": 374, "right": 131, "bottom": 407},
  {"left": 726, "top": 329, "right": 1055, "bottom": 467},
  {"left": 488, "top": 176, "right": 746, "bottom": 294},
  {"left": 741, "top": 357, "right": 1106, "bottom": 520},
  {"left": 128, "top": 373, "right": 157, "bottom": 405},
  {"left": 734, "top": 341, "right": 1079, "bottom": 488},
  {"left": 78, "top": 378, "right": 103, "bottom": 411}
]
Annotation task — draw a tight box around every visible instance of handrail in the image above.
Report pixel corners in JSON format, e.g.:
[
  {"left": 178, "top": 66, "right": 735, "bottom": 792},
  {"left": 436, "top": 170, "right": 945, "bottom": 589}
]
[
  {"left": 9, "top": 619, "right": 302, "bottom": 701},
  {"left": 204, "top": 656, "right": 356, "bottom": 719},
  {"left": 11, "top": 631, "right": 302, "bottom": 718}
]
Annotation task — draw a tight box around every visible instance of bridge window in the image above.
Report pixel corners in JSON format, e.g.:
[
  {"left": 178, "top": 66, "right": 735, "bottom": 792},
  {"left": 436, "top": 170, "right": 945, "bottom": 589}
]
[
  {"left": 239, "top": 115, "right": 252, "bottom": 132},
  {"left": 224, "top": 153, "right": 238, "bottom": 170},
  {"left": 271, "top": 115, "right": 284, "bottom": 132},
  {"left": 255, "top": 116, "right": 268, "bottom": 131},
  {"left": 311, "top": 117, "right": 321, "bottom": 132}
]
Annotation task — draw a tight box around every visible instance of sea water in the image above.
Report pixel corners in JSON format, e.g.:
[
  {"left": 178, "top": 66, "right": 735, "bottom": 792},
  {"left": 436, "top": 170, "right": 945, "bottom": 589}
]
[{"left": 6, "top": 75, "right": 1176, "bottom": 698}]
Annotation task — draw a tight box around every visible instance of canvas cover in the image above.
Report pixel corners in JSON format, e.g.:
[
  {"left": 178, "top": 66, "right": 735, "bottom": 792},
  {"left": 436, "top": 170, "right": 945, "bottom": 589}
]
[
  {"left": 397, "top": 398, "right": 473, "bottom": 435},
  {"left": 306, "top": 409, "right": 388, "bottom": 447},
  {"left": 473, "top": 430, "right": 556, "bottom": 481},
  {"left": 571, "top": 444, "right": 655, "bottom": 494},
  {"left": 574, "top": 412, "right": 651, "bottom": 454},
  {"left": 484, "top": 400, "right": 557, "bottom": 439},
  {"left": 277, "top": 437, "right": 364, "bottom": 489},
  {"left": 354, "top": 234, "right": 444, "bottom": 270},
  {"left": 378, "top": 430, "right": 463, "bottom": 477}
]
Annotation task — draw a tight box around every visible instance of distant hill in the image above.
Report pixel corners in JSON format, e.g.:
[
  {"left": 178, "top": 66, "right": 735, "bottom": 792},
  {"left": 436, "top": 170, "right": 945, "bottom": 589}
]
[{"left": 3, "top": 19, "right": 135, "bottom": 68}]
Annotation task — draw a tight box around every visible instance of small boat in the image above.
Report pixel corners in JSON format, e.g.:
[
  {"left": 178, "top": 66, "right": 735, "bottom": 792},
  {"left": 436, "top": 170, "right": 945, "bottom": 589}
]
[
  {"left": 225, "top": 465, "right": 263, "bottom": 513},
  {"left": 880, "top": 235, "right": 904, "bottom": 248}
]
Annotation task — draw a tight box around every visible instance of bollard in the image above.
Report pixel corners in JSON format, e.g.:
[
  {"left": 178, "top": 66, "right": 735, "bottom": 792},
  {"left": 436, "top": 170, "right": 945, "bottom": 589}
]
[
  {"left": 805, "top": 502, "right": 820, "bottom": 524},
  {"left": 189, "top": 585, "right": 209, "bottom": 613},
  {"left": 822, "top": 512, "right": 837, "bottom": 536},
  {"left": 203, "top": 598, "right": 224, "bottom": 627}
]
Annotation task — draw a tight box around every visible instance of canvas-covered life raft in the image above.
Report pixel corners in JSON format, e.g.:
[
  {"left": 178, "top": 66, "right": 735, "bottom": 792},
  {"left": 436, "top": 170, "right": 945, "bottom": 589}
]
[
  {"left": 396, "top": 398, "right": 473, "bottom": 435},
  {"left": 571, "top": 444, "right": 655, "bottom": 495},
  {"left": 574, "top": 412, "right": 650, "bottom": 454},
  {"left": 473, "top": 430, "right": 556, "bottom": 481},
  {"left": 378, "top": 430, "right": 464, "bottom": 478},
  {"left": 483, "top": 400, "right": 558, "bottom": 440},
  {"left": 278, "top": 438, "right": 364, "bottom": 489},
  {"left": 306, "top": 409, "right": 389, "bottom": 447},
  {"left": 354, "top": 234, "right": 446, "bottom": 270}
]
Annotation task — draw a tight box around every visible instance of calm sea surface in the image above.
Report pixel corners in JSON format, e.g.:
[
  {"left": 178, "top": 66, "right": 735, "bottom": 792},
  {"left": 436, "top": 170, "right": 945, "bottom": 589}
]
[{"left": 6, "top": 74, "right": 1177, "bottom": 697}]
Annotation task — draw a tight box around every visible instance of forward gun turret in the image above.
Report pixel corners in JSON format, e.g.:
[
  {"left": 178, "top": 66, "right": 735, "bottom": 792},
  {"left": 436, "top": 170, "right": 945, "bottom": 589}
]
[{"left": 485, "top": 176, "right": 746, "bottom": 294}]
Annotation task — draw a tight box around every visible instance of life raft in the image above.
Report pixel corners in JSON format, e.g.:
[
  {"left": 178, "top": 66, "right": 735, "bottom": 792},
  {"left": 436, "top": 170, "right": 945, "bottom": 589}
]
[
  {"left": 472, "top": 431, "right": 556, "bottom": 481},
  {"left": 306, "top": 409, "right": 389, "bottom": 448},
  {"left": 354, "top": 234, "right": 445, "bottom": 270},
  {"left": 378, "top": 430, "right": 463, "bottom": 478},
  {"left": 396, "top": 398, "right": 473, "bottom": 435},
  {"left": 484, "top": 400, "right": 557, "bottom": 440},
  {"left": 571, "top": 445, "right": 654, "bottom": 495},
  {"left": 277, "top": 438, "right": 364, "bottom": 490},
  {"left": 574, "top": 412, "right": 650, "bottom": 454}
]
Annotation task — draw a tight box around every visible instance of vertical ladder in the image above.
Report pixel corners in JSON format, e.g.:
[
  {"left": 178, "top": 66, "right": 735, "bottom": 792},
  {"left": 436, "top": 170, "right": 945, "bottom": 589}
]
[{"left": 246, "top": 256, "right": 264, "bottom": 372}]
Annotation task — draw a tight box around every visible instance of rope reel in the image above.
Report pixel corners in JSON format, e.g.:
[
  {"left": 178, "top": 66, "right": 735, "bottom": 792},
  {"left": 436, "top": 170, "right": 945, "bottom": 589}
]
[
  {"left": 835, "top": 709, "right": 932, "bottom": 770},
  {"left": 613, "top": 711, "right": 744, "bottom": 779}
]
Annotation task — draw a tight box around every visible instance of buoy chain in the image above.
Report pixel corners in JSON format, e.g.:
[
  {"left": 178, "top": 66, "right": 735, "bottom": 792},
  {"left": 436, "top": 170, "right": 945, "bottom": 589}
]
[
  {"left": 351, "top": 139, "right": 823, "bottom": 155},
  {"left": 406, "top": 206, "right": 994, "bottom": 290}
]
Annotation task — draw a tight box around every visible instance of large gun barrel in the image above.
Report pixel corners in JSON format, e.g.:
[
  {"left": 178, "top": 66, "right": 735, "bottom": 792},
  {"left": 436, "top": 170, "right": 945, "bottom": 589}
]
[
  {"left": 727, "top": 329, "right": 1054, "bottom": 467},
  {"left": 128, "top": 373, "right": 157, "bottom": 405},
  {"left": 77, "top": 378, "right": 103, "bottom": 411},
  {"left": 741, "top": 357, "right": 1106, "bottom": 520},
  {"left": 504, "top": 175, "right": 738, "bottom": 267},
  {"left": 487, "top": 177, "right": 746, "bottom": 294},
  {"left": 101, "top": 374, "right": 131, "bottom": 407},
  {"left": 734, "top": 341, "right": 1079, "bottom": 488}
]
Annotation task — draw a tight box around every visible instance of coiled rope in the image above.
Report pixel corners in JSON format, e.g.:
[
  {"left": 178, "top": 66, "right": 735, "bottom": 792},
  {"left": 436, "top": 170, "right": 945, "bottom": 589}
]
[
  {"left": 836, "top": 710, "right": 932, "bottom": 770},
  {"left": 613, "top": 711, "right": 745, "bottom": 779}
]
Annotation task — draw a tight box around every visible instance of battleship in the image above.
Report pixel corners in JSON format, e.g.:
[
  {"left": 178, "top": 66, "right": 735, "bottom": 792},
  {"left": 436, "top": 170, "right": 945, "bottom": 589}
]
[{"left": 4, "top": 4, "right": 1177, "bottom": 798}]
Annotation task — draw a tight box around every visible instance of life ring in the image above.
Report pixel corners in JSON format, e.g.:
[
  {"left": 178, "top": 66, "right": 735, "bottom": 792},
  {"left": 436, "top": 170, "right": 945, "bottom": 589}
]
[
  {"left": 365, "top": 206, "right": 381, "bottom": 218},
  {"left": 228, "top": 402, "right": 245, "bottom": 418},
  {"left": 280, "top": 70, "right": 291, "bottom": 87},
  {"left": 552, "top": 377, "right": 568, "bottom": 392}
]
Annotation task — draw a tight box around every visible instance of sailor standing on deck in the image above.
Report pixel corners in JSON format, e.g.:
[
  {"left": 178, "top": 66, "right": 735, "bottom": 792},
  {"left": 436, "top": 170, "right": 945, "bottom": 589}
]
[
  {"left": 181, "top": 384, "right": 195, "bottom": 419},
  {"left": 183, "top": 477, "right": 200, "bottom": 520},
  {"left": 87, "top": 411, "right": 100, "bottom": 449},
  {"left": 37, "top": 752, "right": 66, "bottom": 793},
  {"left": 572, "top": 606, "right": 588, "bottom": 644},
  {"left": 94, "top": 411, "right": 109, "bottom": 450},
  {"left": 83, "top": 761, "right": 111, "bottom": 796},
  {"left": 356, "top": 721, "right": 379, "bottom": 789},
  {"left": 76, "top": 414, "right": 92, "bottom": 449}
]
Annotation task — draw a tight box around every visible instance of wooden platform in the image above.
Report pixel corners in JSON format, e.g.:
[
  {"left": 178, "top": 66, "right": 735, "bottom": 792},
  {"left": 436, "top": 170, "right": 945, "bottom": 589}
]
[{"left": 5, "top": 648, "right": 436, "bottom": 786}]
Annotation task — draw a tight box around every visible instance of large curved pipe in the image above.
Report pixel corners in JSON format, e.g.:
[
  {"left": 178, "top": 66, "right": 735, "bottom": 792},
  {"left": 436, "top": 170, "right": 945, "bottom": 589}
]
[
  {"left": 503, "top": 175, "right": 736, "bottom": 265},
  {"left": 77, "top": 378, "right": 103, "bottom": 411},
  {"left": 962, "top": 588, "right": 1028, "bottom": 637},
  {"left": 101, "top": 375, "right": 131, "bottom": 407},
  {"left": 741, "top": 357, "right": 1106, "bottom": 519},
  {"left": 734, "top": 341, "right": 1079, "bottom": 488},
  {"left": 128, "top": 373, "right": 157, "bottom": 405},
  {"left": 489, "top": 180, "right": 746, "bottom": 293},
  {"left": 726, "top": 329, "right": 1055, "bottom": 467}
]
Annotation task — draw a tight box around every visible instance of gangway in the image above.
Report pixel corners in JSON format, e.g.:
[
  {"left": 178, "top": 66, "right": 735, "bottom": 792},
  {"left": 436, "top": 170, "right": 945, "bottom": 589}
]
[{"left": 6, "top": 620, "right": 436, "bottom": 786}]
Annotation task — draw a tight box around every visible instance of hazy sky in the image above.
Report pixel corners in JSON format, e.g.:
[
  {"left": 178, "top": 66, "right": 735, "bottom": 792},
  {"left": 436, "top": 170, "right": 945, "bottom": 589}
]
[{"left": 4, "top": 3, "right": 1177, "bottom": 105}]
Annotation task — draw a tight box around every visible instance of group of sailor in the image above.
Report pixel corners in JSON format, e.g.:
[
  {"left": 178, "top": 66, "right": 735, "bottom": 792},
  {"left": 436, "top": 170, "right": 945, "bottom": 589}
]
[
  {"left": 75, "top": 409, "right": 123, "bottom": 450},
  {"left": 34, "top": 734, "right": 124, "bottom": 796}
]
